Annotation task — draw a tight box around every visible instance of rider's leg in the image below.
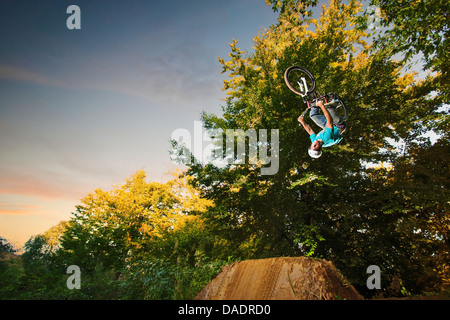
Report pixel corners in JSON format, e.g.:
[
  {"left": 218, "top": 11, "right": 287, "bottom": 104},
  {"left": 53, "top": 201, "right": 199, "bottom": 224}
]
[
  {"left": 326, "top": 106, "right": 343, "bottom": 125},
  {"left": 309, "top": 107, "right": 327, "bottom": 129},
  {"left": 327, "top": 105, "right": 347, "bottom": 132}
]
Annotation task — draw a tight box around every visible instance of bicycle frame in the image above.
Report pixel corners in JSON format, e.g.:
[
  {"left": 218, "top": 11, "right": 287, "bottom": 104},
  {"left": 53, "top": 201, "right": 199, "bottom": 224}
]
[
  {"left": 299, "top": 93, "right": 335, "bottom": 118},
  {"left": 285, "top": 65, "right": 348, "bottom": 123}
]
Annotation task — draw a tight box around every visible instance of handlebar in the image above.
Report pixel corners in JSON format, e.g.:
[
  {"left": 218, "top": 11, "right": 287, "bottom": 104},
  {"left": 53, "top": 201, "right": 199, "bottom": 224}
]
[
  {"left": 300, "top": 93, "right": 339, "bottom": 118},
  {"left": 309, "top": 94, "right": 339, "bottom": 106},
  {"left": 311, "top": 94, "right": 328, "bottom": 101}
]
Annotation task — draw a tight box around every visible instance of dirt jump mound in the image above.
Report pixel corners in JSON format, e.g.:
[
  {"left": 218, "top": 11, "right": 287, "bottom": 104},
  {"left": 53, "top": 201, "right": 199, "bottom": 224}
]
[{"left": 195, "top": 256, "right": 363, "bottom": 300}]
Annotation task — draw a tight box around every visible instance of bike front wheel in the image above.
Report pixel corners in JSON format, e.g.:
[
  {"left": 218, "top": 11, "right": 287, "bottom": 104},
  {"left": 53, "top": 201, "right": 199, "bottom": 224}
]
[{"left": 284, "top": 66, "right": 316, "bottom": 96}]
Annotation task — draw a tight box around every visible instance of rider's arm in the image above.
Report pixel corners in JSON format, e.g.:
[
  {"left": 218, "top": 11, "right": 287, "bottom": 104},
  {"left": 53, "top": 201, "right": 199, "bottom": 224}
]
[
  {"left": 317, "top": 100, "right": 333, "bottom": 129},
  {"left": 298, "top": 115, "right": 315, "bottom": 135}
]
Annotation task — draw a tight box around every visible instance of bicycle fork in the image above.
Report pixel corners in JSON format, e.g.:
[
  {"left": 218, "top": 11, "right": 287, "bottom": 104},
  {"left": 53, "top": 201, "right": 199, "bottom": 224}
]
[{"left": 297, "top": 77, "right": 309, "bottom": 97}]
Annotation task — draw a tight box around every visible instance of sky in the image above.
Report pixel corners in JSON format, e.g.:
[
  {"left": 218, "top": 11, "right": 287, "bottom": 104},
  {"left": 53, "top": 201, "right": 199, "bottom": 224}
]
[{"left": 0, "top": 0, "right": 280, "bottom": 249}]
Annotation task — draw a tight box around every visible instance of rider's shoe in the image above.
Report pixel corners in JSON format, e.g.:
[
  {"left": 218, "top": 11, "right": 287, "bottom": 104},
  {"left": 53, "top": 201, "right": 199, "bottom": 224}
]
[
  {"left": 337, "top": 122, "right": 347, "bottom": 134},
  {"left": 327, "top": 99, "right": 340, "bottom": 108}
]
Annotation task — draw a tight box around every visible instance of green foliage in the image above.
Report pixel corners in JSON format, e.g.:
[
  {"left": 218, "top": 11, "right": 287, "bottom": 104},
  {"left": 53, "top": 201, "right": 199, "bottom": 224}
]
[
  {"left": 119, "top": 255, "right": 226, "bottom": 300},
  {"left": 365, "top": 0, "right": 449, "bottom": 101},
  {"left": 266, "top": 0, "right": 318, "bottom": 18},
  {"left": 0, "top": 237, "right": 23, "bottom": 299},
  {"left": 294, "top": 225, "right": 325, "bottom": 257},
  {"left": 0, "top": 236, "right": 17, "bottom": 254},
  {"left": 373, "top": 0, "right": 448, "bottom": 68}
]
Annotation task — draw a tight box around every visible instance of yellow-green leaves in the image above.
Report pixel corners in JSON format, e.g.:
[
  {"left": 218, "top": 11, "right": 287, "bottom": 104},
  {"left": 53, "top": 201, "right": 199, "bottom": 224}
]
[{"left": 65, "top": 170, "right": 212, "bottom": 262}]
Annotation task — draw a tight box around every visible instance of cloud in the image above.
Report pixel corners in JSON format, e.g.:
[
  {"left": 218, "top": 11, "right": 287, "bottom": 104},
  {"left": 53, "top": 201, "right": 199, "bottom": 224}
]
[
  {"left": 85, "top": 39, "right": 225, "bottom": 106},
  {"left": 0, "top": 202, "right": 42, "bottom": 216},
  {"left": 0, "top": 171, "right": 88, "bottom": 202},
  {"left": 0, "top": 51, "right": 224, "bottom": 108},
  {"left": 0, "top": 64, "right": 61, "bottom": 87}
]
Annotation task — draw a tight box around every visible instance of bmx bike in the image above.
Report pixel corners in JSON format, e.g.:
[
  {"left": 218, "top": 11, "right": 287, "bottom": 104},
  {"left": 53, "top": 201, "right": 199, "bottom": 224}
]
[{"left": 284, "top": 66, "right": 348, "bottom": 123}]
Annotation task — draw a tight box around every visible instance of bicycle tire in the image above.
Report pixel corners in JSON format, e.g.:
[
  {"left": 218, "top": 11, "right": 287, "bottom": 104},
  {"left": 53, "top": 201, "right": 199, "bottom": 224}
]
[
  {"left": 333, "top": 94, "right": 348, "bottom": 123},
  {"left": 284, "top": 66, "right": 316, "bottom": 96}
]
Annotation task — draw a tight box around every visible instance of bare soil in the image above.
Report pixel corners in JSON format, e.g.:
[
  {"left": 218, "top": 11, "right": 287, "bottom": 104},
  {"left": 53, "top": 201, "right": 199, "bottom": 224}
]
[{"left": 195, "top": 256, "right": 363, "bottom": 300}]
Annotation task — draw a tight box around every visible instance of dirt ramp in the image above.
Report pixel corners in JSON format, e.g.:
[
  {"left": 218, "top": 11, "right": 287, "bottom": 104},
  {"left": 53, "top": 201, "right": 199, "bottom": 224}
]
[{"left": 195, "top": 257, "right": 363, "bottom": 300}]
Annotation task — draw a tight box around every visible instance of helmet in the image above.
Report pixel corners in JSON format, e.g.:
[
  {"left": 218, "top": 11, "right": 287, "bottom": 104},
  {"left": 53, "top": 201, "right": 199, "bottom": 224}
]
[{"left": 308, "top": 148, "right": 322, "bottom": 158}]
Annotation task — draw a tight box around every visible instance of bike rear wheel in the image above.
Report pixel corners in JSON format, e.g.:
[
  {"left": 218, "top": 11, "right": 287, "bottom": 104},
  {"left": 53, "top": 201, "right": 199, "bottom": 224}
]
[
  {"left": 284, "top": 66, "right": 316, "bottom": 96},
  {"left": 326, "top": 93, "right": 348, "bottom": 123}
]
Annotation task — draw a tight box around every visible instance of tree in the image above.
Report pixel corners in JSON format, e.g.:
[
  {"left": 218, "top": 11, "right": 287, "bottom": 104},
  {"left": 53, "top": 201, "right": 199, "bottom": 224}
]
[
  {"left": 41, "top": 221, "right": 69, "bottom": 253},
  {"left": 0, "top": 237, "right": 23, "bottom": 299},
  {"left": 54, "top": 170, "right": 223, "bottom": 299},
  {"left": 387, "top": 140, "right": 450, "bottom": 291},
  {"left": 367, "top": 0, "right": 449, "bottom": 101},
  {"left": 189, "top": 0, "right": 405, "bottom": 253},
  {"left": 0, "top": 236, "right": 17, "bottom": 253},
  {"left": 60, "top": 171, "right": 213, "bottom": 271},
  {"left": 176, "top": 0, "right": 448, "bottom": 297}
]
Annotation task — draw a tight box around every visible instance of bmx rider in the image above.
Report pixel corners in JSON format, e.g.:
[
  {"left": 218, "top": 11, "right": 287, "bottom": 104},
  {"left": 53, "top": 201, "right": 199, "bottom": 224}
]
[{"left": 298, "top": 99, "right": 347, "bottom": 159}]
